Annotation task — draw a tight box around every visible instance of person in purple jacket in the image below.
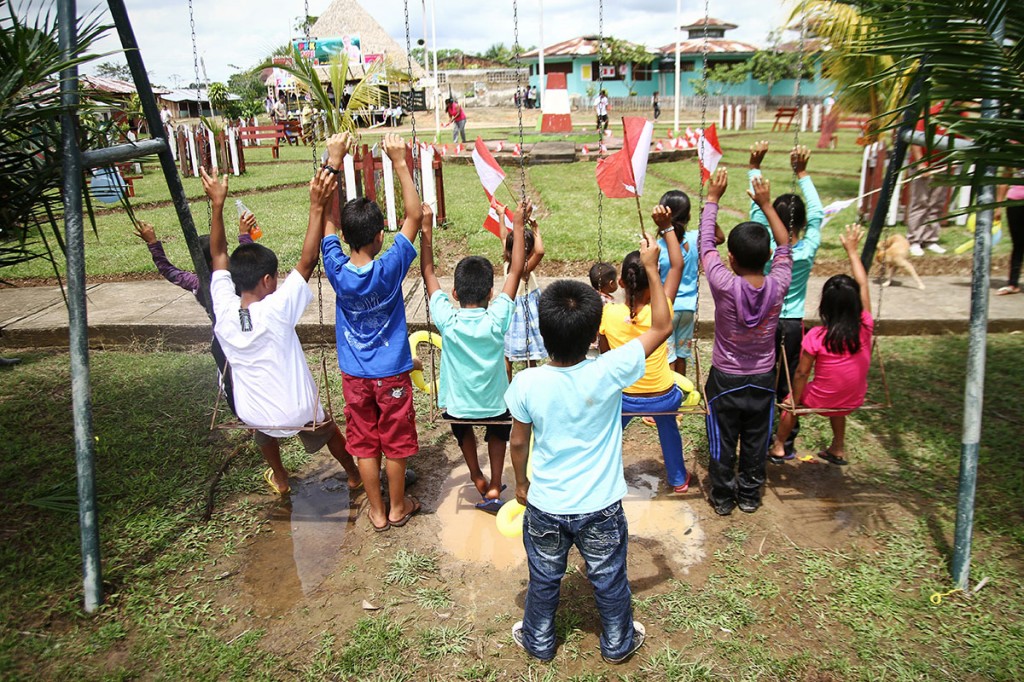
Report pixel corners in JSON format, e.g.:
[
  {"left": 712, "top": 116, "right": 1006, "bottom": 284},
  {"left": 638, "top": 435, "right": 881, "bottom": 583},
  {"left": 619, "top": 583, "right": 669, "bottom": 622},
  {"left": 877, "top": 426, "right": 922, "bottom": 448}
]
[
  {"left": 133, "top": 214, "right": 258, "bottom": 414},
  {"left": 700, "top": 169, "right": 793, "bottom": 516}
]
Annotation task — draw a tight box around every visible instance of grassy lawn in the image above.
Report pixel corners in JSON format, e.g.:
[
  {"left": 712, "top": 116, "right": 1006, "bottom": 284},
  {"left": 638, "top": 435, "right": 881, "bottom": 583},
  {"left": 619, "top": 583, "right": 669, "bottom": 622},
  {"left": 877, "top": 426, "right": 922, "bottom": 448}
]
[
  {"left": 0, "top": 335, "right": 1022, "bottom": 679},
  {"left": 3, "top": 122, "right": 1008, "bottom": 281}
]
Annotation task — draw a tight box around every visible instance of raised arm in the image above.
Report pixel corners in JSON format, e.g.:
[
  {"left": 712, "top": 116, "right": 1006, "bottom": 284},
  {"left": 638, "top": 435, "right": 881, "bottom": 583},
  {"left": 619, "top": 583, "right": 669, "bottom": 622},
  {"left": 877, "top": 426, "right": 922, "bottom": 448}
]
[
  {"left": 636, "top": 235, "right": 672, "bottom": 357},
  {"left": 747, "top": 176, "right": 789, "bottom": 248},
  {"left": 298, "top": 168, "right": 338, "bottom": 281},
  {"left": 652, "top": 204, "right": 683, "bottom": 300},
  {"left": 384, "top": 133, "right": 424, "bottom": 243},
  {"left": 748, "top": 140, "right": 770, "bottom": 228},
  {"left": 419, "top": 203, "right": 441, "bottom": 296},
  {"left": 323, "top": 132, "right": 352, "bottom": 238},
  {"left": 200, "top": 168, "right": 229, "bottom": 272},
  {"left": 501, "top": 201, "right": 530, "bottom": 300},
  {"left": 794, "top": 147, "right": 824, "bottom": 250},
  {"left": 134, "top": 221, "right": 201, "bottom": 292},
  {"left": 840, "top": 223, "right": 871, "bottom": 314}
]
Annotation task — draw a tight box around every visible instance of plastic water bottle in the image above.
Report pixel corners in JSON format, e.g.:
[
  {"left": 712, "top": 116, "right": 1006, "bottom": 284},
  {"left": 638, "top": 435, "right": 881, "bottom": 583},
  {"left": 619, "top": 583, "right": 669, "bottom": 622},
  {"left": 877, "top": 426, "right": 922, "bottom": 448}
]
[{"left": 235, "top": 199, "right": 261, "bottom": 240}]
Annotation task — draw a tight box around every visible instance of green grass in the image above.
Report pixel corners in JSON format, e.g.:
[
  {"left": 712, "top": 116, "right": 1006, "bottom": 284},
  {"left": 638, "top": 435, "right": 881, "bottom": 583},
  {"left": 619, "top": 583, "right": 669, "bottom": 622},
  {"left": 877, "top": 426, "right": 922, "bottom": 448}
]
[
  {"left": 1, "top": 338, "right": 1023, "bottom": 677},
  {"left": 5, "top": 122, "right": 1008, "bottom": 280}
]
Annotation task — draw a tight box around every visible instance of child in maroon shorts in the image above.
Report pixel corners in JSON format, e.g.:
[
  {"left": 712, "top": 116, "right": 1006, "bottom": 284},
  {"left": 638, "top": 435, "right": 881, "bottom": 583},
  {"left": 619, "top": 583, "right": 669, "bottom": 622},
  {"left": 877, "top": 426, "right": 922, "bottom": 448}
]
[{"left": 322, "top": 133, "right": 424, "bottom": 532}]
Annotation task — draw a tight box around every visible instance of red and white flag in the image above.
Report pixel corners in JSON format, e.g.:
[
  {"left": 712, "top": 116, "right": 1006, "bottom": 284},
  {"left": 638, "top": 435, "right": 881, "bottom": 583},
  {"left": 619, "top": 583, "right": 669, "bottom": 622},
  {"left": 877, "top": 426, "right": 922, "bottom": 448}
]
[
  {"left": 696, "top": 123, "right": 723, "bottom": 183},
  {"left": 667, "top": 129, "right": 675, "bottom": 139},
  {"left": 512, "top": 143, "right": 522, "bottom": 157},
  {"left": 655, "top": 140, "right": 664, "bottom": 151},
  {"left": 455, "top": 143, "right": 464, "bottom": 155},
  {"left": 472, "top": 137, "right": 514, "bottom": 238},
  {"left": 581, "top": 144, "right": 589, "bottom": 156},
  {"left": 496, "top": 140, "right": 504, "bottom": 152},
  {"left": 595, "top": 117, "right": 655, "bottom": 198}
]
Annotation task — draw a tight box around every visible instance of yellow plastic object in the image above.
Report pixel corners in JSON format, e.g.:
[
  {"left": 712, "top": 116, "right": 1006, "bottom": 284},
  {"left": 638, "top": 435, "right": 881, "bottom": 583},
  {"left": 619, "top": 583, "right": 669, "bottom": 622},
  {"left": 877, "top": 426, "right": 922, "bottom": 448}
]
[
  {"left": 673, "top": 371, "right": 701, "bottom": 407},
  {"left": 954, "top": 219, "right": 1002, "bottom": 255},
  {"left": 496, "top": 499, "right": 526, "bottom": 537},
  {"left": 408, "top": 331, "right": 441, "bottom": 393}
]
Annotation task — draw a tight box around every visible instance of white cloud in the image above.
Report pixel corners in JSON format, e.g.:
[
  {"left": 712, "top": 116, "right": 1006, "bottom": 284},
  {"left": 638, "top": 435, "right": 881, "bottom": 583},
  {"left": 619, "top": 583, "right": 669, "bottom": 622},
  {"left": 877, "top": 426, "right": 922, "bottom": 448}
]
[{"left": 82, "top": 0, "right": 789, "bottom": 87}]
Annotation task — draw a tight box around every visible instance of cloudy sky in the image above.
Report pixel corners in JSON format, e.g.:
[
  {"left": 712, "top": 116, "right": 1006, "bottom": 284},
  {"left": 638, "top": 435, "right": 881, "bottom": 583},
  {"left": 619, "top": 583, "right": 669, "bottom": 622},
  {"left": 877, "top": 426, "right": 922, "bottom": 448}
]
[{"left": 83, "top": 0, "right": 791, "bottom": 87}]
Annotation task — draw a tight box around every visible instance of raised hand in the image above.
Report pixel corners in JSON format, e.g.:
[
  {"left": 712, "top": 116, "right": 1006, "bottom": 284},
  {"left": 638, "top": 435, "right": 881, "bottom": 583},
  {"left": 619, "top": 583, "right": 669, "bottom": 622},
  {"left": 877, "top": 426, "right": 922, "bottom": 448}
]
[
  {"left": 133, "top": 221, "right": 157, "bottom": 245},
  {"left": 652, "top": 204, "right": 673, "bottom": 231},
  {"left": 309, "top": 167, "right": 338, "bottom": 208},
  {"left": 200, "top": 167, "right": 228, "bottom": 205},
  {"left": 707, "top": 168, "right": 728, "bottom": 203},
  {"left": 749, "top": 140, "right": 769, "bottom": 169},
  {"left": 327, "top": 131, "right": 353, "bottom": 166},
  {"left": 639, "top": 232, "right": 661, "bottom": 269},
  {"left": 747, "top": 174, "right": 771, "bottom": 207},
  {"left": 839, "top": 223, "right": 864, "bottom": 253},
  {"left": 382, "top": 133, "right": 407, "bottom": 164},
  {"left": 420, "top": 202, "right": 434, "bottom": 240},
  {"left": 790, "top": 145, "right": 810, "bottom": 176}
]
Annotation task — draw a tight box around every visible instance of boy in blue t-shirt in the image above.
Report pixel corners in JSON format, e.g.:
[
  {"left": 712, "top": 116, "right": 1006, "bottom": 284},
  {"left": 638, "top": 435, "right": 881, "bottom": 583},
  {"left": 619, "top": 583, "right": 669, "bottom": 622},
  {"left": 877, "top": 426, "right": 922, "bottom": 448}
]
[
  {"left": 420, "top": 201, "right": 528, "bottom": 512},
  {"left": 504, "top": 236, "right": 672, "bottom": 664},
  {"left": 322, "top": 132, "right": 423, "bottom": 532},
  {"left": 748, "top": 142, "right": 824, "bottom": 460}
]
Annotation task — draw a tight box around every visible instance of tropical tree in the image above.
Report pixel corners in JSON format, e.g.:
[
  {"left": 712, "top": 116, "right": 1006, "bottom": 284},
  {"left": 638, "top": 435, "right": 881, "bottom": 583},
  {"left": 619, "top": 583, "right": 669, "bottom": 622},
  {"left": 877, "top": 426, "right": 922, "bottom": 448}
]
[
  {"left": 597, "top": 37, "right": 657, "bottom": 96},
  {"left": 94, "top": 60, "right": 131, "bottom": 80},
  {"left": 0, "top": 3, "right": 112, "bottom": 278}
]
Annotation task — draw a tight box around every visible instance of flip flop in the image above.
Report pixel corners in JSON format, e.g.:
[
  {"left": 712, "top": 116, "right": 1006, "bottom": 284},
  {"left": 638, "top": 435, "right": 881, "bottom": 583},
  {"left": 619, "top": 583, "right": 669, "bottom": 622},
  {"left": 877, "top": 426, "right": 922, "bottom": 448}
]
[
  {"left": 997, "top": 285, "right": 1020, "bottom": 295},
  {"left": 390, "top": 496, "right": 422, "bottom": 527},
  {"left": 263, "top": 467, "right": 290, "bottom": 495},
  {"left": 475, "top": 497, "right": 504, "bottom": 514},
  {"left": 817, "top": 450, "right": 849, "bottom": 466},
  {"left": 366, "top": 508, "right": 390, "bottom": 532}
]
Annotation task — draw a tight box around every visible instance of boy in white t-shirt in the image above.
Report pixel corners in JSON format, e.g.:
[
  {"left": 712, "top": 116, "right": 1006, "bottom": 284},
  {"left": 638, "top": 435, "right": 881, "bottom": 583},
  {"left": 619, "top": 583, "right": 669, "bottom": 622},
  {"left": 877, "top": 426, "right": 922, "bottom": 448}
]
[
  {"left": 504, "top": 236, "right": 672, "bottom": 664},
  {"left": 202, "top": 133, "right": 361, "bottom": 496}
]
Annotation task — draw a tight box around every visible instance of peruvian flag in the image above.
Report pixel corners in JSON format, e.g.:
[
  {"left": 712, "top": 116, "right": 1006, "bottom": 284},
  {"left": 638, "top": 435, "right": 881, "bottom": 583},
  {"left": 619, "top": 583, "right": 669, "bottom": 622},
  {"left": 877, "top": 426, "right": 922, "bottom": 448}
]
[
  {"left": 655, "top": 140, "right": 664, "bottom": 151},
  {"left": 472, "top": 137, "right": 514, "bottom": 238},
  {"left": 595, "top": 117, "right": 654, "bottom": 198},
  {"left": 696, "top": 123, "right": 723, "bottom": 183},
  {"left": 581, "top": 144, "right": 589, "bottom": 156}
]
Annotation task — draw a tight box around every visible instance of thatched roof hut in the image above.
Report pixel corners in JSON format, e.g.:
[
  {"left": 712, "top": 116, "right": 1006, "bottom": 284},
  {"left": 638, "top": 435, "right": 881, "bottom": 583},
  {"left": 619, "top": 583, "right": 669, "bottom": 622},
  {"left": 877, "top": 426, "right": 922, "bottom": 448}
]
[{"left": 309, "top": 0, "right": 427, "bottom": 80}]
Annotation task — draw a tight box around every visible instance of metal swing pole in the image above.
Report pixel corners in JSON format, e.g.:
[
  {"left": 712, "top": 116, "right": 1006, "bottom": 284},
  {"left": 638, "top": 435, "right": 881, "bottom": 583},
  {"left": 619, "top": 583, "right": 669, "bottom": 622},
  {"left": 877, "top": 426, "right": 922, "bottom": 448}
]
[
  {"left": 58, "top": 0, "right": 102, "bottom": 614},
  {"left": 951, "top": 10, "right": 1004, "bottom": 590}
]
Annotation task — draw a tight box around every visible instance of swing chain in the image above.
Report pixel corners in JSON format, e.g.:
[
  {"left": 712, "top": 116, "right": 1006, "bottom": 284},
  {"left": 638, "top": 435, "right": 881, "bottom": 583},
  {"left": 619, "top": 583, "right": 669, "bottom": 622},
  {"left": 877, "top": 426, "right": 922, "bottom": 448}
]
[
  {"left": 186, "top": 0, "right": 211, "bottom": 231},
  {"left": 403, "top": 0, "right": 422, "bottom": 192},
  {"left": 513, "top": 0, "right": 527, "bottom": 201}
]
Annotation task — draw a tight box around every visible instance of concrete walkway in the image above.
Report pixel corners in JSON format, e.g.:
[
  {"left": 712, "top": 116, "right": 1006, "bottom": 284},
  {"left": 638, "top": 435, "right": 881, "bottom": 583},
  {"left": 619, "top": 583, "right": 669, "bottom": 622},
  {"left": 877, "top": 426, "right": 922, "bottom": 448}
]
[{"left": 1, "top": 273, "right": 1021, "bottom": 350}]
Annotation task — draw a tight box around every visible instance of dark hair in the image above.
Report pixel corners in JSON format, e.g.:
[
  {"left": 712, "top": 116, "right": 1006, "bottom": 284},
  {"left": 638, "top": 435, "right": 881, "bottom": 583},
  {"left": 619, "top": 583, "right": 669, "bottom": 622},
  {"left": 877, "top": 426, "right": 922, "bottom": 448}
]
[
  {"left": 229, "top": 242, "right": 278, "bottom": 294},
  {"left": 727, "top": 222, "right": 771, "bottom": 271},
  {"left": 774, "top": 193, "right": 807, "bottom": 237},
  {"left": 504, "top": 228, "right": 535, "bottom": 261},
  {"left": 198, "top": 234, "right": 213, "bottom": 273},
  {"left": 620, "top": 251, "right": 649, "bottom": 319},
  {"left": 538, "top": 280, "right": 602, "bottom": 363},
  {"left": 589, "top": 261, "right": 616, "bottom": 290},
  {"left": 819, "top": 274, "right": 863, "bottom": 355},
  {"left": 454, "top": 256, "right": 494, "bottom": 306},
  {"left": 659, "top": 189, "right": 691, "bottom": 240},
  {"left": 341, "top": 197, "right": 384, "bottom": 251}
]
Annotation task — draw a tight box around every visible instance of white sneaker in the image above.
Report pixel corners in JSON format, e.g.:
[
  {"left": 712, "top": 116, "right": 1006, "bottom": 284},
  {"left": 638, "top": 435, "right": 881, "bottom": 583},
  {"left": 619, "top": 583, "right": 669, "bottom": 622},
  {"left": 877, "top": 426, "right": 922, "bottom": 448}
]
[
  {"left": 909, "top": 243, "right": 925, "bottom": 257},
  {"left": 511, "top": 621, "right": 553, "bottom": 662},
  {"left": 602, "top": 621, "right": 646, "bottom": 664},
  {"left": 927, "top": 243, "right": 947, "bottom": 254}
]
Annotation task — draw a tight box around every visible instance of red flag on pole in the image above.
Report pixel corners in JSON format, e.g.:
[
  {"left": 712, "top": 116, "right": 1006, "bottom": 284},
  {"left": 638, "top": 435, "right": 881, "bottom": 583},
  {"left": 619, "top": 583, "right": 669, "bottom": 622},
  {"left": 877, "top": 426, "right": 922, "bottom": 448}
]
[
  {"left": 696, "top": 123, "right": 723, "bottom": 183},
  {"left": 472, "top": 137, "right": 514, "bottom": 238},
  {"left": 595, "top": 117, "right": 655, "bottom": 198}
]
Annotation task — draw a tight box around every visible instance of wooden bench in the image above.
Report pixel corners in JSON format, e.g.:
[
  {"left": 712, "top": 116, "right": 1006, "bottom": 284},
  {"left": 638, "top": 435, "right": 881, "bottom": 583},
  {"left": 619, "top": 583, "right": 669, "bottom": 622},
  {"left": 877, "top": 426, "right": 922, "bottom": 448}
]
[
  {"left": 237, "top": 124, "right": 285, "bottom": 158},
  {"left": 772, "top": 106, "right": 799, "bottom": 132}
]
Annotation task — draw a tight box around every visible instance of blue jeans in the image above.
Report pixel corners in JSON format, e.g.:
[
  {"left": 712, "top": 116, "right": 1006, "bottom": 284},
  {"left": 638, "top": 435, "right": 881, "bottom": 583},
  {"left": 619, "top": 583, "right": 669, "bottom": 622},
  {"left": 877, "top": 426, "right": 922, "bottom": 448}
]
[
  {"left": 621, "top": 387, "right": 688, "bottom": 487},
  {"left": 522, "top": 502, "right": 636, "bottom": 661}
]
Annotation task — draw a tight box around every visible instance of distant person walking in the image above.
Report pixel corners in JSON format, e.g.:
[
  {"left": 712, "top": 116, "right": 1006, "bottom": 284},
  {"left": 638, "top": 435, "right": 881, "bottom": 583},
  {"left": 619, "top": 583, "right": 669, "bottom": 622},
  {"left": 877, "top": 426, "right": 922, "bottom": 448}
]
[
  {"left": 653, "top": 91, "right": 661, "bottom": 120},
  {"left": 446, "top": 97, "right": 468, "bottom": 143},
  {"left": 595, "top": 90, "right": 610, "bottom": 136}
]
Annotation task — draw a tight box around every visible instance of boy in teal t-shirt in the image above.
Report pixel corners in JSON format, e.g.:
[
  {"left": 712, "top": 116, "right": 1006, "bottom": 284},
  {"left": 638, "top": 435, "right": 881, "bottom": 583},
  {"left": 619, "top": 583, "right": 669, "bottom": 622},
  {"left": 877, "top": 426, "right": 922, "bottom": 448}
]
[
  {"left": 748, "top": 142, "right": 824, "bottom": 460},
  {"left": 420, "top": 201, "right": 528, "bottom": 511},
  {"left": 504, "top": 236, "right": 672, "bottom": 664}
]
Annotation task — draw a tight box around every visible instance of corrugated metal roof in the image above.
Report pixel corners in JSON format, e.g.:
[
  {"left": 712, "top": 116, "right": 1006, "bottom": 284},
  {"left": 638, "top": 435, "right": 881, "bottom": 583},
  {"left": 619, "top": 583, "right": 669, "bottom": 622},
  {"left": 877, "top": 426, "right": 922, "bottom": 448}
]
[
  {"left": 655, "top": 39, "right": 759, "bottom": 55},
  {"left": 159, "top": 89, "right": 241, "bottom": 103},
  {"left": 522, "top": 36, "right": 650, "bottom": 59},
  {"left": 80, "top": 76, "right": 171, "bottom": 95},
  {"left": 679, "top": 17, "right": 738, "bottom": 30}
]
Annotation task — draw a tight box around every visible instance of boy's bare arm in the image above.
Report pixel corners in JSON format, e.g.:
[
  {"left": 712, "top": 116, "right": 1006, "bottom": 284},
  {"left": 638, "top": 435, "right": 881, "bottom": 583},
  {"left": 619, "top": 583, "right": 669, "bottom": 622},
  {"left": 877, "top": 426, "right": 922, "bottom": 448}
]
[
  {"left": 636, "top": 236, "right": 671, "bottom": 357},
  {"left": 323, "top": 133, "right": 352, "bottom": 238},
  {"left": 383, "top": 133, "right": 424, "bottom": 243},
  {"left": 200, "top": 168, "right": 230, "bottom": 271},
  {"left": 840, "top": 223, "right": 872, "bottom": 314},
  {"left": 747, "top": 176, "right": 789, "bottom": 247},
  {"left": 653, "top": 204, "right": 684, "bottom": 300},
  {"left": 510, "top": 419, "right": 532, "bottom": 505},
  {"left": 297, "top": 169, "right": 338, "bottom": 281},
  {"left": 419, "top": 203, "right": 441, "bottom": 296},
  {"left": 501, "top": 201, "right": 530, "bottom": 300}
]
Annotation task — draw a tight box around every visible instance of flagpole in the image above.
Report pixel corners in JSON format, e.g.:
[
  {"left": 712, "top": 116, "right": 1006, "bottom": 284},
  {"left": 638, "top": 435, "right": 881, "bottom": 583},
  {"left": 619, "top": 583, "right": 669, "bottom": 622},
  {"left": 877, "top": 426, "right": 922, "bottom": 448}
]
[
  {"left": 634, "top": 194, "right": 648, "bottom": 243},
  {"left": 673, "top": 0, "right": 681, "bottom": 135}
]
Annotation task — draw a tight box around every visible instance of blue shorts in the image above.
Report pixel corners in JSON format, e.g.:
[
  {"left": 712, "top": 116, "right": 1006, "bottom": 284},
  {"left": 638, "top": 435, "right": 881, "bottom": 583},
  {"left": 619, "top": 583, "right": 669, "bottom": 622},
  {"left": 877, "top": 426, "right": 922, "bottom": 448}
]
[{"left": 667, "top": 310, "right": 695, "bottom": 362}]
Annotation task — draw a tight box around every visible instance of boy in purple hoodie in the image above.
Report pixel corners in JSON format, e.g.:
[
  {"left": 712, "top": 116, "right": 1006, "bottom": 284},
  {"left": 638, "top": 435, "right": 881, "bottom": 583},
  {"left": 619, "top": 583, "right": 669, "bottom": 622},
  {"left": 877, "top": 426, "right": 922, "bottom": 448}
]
[{"left": 700, "top": 169, "right": 792, "bottom": 515}]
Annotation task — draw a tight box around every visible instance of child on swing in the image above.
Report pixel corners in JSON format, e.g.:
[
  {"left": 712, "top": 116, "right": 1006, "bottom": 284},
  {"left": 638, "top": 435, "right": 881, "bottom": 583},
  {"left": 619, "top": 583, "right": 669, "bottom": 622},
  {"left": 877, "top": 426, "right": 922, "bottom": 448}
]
[
  {"left": 420, "top": 199, "right": 528, "bottom": 512},
  {"left": 502, "top": 217, "right": 547, "bottom": 379},
  {"left": 201, "top": 135, "right": 360, "bottom": 497},
  {"left": 598, "top": 207, "right": 690, "bottom": 493},
  {"left": 771, "top": 224, "right": 873, "bottom": 466}
]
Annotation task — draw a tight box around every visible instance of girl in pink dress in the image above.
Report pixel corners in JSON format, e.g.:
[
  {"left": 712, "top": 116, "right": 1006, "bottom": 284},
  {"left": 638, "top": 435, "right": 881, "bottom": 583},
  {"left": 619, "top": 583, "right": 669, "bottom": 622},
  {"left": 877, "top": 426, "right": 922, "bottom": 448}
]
[{"left": 770, "top": 224, "right": 873, "bottom": 465}]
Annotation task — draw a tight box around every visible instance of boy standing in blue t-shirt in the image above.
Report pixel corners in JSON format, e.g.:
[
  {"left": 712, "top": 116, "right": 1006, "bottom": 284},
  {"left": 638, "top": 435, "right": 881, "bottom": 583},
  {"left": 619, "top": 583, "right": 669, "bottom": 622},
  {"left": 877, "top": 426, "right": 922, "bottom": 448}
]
[
  {"left": 420, "top": 201, "right": 528, "bottom": 511},
  {"left": 504, "top": 237, "right": 672, "bottom": 664},
  {"left": 322, "top": 132, "right": 424, "bottom": 532}
]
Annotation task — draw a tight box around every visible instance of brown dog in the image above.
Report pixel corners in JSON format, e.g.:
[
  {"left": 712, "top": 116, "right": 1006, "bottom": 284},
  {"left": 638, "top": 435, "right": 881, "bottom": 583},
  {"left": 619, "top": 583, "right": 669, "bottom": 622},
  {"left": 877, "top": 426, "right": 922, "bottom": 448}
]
[{"left": 876, "top": 234, "right": 926, "bottom": 290}]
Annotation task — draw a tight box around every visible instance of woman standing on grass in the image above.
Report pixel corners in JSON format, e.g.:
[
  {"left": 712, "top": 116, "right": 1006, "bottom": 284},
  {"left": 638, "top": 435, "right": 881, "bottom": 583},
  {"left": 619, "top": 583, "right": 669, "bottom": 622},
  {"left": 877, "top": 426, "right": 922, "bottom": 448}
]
[{"left": 446, "top": 98, "right": 468, "bottom": 144}]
